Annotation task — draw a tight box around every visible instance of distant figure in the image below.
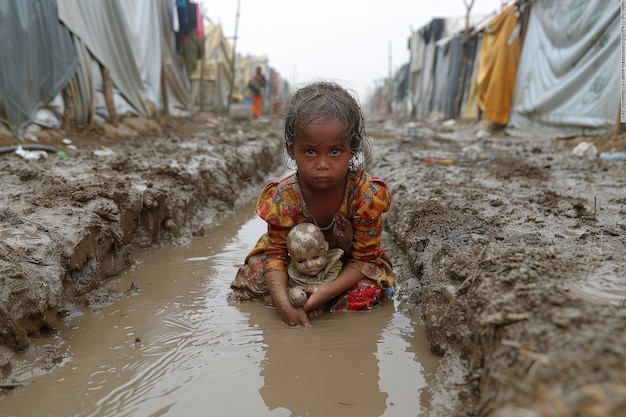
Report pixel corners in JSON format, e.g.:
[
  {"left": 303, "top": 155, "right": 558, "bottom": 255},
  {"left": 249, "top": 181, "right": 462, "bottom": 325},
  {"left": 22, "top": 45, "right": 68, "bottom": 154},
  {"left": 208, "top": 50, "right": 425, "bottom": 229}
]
[
  {"left": 285, "top": 223, "right": 344, "bottom": 307},
  {"left": 248, "top": 66, "right": 267, "bottom": 118}
]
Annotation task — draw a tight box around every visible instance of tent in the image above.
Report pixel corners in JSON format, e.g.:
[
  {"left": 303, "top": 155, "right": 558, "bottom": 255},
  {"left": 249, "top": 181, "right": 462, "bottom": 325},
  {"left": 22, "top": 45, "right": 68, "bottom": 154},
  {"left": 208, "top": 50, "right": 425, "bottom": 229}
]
[
  {"left": 0, "top": 0, "right": 193, "bottom": 132},
  {"left": 506, "top": 0, "right": 620, "bottom": 137}
]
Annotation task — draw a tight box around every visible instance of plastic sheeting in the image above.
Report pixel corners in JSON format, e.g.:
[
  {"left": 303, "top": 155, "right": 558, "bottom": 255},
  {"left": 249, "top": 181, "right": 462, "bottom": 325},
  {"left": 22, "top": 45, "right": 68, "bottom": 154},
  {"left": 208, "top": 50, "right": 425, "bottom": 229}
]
[
  {"left": 476, "top": 3, "right": 522, "bottom": 126},
  {"left": 507, "top": 0, "right": 620, "bottom": 138},
  {"left": 0, "top": 0, "right": 78, "bottom": 130},
  {"left": 57, "top": 0, "right": 156, "bottom": 117}
]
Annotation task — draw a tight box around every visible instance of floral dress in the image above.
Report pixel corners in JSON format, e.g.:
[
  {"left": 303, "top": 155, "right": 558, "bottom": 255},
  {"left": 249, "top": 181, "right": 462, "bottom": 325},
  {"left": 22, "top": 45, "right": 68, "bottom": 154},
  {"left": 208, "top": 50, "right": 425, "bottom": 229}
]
[{"left": 229, "top": 170, "right": 394, "bottom": 311}]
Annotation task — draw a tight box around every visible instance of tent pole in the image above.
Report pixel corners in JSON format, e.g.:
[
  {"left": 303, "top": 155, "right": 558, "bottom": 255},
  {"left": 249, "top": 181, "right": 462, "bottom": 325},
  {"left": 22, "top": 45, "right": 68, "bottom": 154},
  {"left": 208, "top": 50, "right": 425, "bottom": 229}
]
[
  {"left": 226, "top": 0, "right": 241, "bottom": 116},
  {"left": 101, "top": 65, "right": 118, "bottom": 124}
]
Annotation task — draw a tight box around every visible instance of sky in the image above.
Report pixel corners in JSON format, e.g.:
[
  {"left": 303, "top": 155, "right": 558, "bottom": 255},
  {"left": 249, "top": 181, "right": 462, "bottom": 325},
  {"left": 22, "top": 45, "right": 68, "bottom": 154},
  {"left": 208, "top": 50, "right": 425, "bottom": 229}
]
[{"left": 201, "top": 0, "right": 507, "bottom": 101}]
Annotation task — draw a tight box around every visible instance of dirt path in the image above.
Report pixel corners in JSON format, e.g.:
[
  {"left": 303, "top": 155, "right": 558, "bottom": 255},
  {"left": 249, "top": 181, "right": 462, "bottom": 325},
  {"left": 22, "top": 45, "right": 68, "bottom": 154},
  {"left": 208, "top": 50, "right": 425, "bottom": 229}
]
[{"left": 1, "top": 115, "right": 625, "bottom": 416}]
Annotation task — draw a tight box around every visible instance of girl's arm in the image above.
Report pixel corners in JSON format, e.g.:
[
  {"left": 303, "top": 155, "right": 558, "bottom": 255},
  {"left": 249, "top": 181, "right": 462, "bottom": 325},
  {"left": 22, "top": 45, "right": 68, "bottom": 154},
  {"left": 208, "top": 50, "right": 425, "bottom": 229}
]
[
  {"left": 302, "top": 266, "right": 364, "bottom": 312},
  {"left": 264, "top": 270, "right": 311, "bottom": 327}
]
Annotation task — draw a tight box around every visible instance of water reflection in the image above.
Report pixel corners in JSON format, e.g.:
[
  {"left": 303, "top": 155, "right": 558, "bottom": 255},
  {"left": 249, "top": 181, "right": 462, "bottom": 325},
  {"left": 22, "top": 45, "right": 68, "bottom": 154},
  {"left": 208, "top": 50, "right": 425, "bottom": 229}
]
[{"left": 0, "top": 200, "right": 437, "bottom": 417}]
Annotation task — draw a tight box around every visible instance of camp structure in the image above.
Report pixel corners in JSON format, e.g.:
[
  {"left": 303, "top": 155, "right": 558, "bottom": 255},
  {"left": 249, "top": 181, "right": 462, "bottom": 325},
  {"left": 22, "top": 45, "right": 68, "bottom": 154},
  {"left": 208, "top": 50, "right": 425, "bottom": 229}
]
[
  {"left": 0, "top": 0, "right": 288, "bottom": 139},
  {"left": 189, "top": 23, "right": 234, "bottom": 114},
  {"left": 393, "top": 0, "right": 620, "bottom": 138},
  {"left": 0, "top": 0, "right": 198, "bottom": 136},
  {"left": 506, "top": 0, "right": 620, "bottom": 138}
]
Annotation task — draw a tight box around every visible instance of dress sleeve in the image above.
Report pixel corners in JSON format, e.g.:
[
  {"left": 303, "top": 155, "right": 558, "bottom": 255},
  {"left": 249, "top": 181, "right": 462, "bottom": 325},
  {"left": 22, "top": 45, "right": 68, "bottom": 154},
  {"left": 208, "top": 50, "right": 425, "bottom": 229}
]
[
  {"left": 347, "top": 175, "right": 394, "bottom": 287},
  {"left": 255, "top": 181, "right": 296, "bottom": 274}
]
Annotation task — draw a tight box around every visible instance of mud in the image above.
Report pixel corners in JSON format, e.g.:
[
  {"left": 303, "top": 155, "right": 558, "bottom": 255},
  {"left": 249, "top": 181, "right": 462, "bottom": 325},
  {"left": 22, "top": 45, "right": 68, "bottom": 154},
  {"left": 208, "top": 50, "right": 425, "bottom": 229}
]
[{"left": 1, "top": 114, "right": 626, "bottom": 416}]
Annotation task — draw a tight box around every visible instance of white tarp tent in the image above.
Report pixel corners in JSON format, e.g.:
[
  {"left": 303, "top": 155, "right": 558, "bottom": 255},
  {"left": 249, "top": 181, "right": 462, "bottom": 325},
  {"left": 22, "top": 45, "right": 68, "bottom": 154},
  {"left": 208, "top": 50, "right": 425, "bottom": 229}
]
[
  {"left": 0, "top": 0, "right": 191, "bottom": 131},
  {"left": 506, "top": 0, "right": 620, "bottom": 138},
  {"left": 58, "top": 0, "right": 192, "bottom": 120}
]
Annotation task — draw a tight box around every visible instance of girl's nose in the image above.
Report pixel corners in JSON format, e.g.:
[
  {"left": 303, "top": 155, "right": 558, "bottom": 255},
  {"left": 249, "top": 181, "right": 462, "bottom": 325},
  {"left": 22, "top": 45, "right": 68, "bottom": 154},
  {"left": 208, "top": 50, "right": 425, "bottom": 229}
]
[{"left": 316, "top": 155, "right": 330, "bottom": 169}]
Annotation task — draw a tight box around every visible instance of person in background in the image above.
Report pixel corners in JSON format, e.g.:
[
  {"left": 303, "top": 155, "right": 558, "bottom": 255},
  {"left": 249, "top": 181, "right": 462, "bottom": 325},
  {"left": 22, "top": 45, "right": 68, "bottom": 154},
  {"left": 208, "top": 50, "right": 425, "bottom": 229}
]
[
  {"left": 248, "top": 66, "right": 267, "bottom": 118},
  {"left": 228, "top": 80, "right": 394, "bottom": 327}
]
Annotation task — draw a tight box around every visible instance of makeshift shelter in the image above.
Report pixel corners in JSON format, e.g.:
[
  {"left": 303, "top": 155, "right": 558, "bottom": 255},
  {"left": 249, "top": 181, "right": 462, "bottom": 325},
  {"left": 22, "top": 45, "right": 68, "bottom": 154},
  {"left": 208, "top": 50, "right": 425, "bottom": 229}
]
[
  {"left": 506, "top": 0, "right": 620, "bottom": 138},
  {"left": 0, "top": 0, "right": 78, "bottom": 130},
  {"left": 57, "top": 0, "right": 192, "bottom": 121},
  {"left": 475, "top": 2, "right": 524, "bottom": 126},
  {"left": 0, "top": 0, "right": 193, "bottom": 132},
  {"left": 190, "top": 24, "right": 234, "bottom": 113},
  {"left": 408, "top": 15, "right": 491, "bottom": 120},
  {"left": 431, "top": 33, "right": 466, "bottom": 120}
]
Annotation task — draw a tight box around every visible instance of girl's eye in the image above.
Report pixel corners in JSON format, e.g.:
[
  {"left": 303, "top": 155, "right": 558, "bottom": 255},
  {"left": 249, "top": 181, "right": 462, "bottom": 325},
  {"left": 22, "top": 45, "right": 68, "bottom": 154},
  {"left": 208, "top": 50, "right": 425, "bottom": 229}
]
[
  {"left": 330, "top": 149, "right": 342, "bottom": 156},
  {"left": 305, "top": 149, "right": 316, "bottom": 156},
  {"left": 312, "top": 256, "right": 320, "bottom": 260}
]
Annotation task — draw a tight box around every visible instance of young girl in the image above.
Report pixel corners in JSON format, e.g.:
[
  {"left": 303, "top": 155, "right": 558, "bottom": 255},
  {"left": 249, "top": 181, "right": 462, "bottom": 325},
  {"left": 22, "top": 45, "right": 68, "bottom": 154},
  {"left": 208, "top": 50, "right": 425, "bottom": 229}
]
[{"left": 229, "top": 80, "right": 394, "bottom": 327}]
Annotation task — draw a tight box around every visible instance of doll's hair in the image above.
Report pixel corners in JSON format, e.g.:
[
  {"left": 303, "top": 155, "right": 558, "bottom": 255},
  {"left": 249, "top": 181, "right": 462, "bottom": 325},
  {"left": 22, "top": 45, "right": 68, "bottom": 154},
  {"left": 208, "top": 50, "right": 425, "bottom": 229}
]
[
  {"left": 286, "top": 223, "right": 326, "bottom": 254},
  {"left": 282, "top": 80, "right": 371, "bottom": 171}
]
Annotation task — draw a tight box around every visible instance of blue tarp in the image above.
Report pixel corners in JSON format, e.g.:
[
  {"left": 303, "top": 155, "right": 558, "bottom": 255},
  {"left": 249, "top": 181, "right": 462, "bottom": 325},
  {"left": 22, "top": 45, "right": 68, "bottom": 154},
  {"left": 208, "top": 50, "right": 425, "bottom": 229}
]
[{"left": 0, "top": 0, "right": 78, "bottom": 130}]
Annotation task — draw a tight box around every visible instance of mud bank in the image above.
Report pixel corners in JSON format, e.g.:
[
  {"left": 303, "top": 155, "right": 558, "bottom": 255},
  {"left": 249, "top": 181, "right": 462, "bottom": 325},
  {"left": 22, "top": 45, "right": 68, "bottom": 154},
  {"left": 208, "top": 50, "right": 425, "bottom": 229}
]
[
  {"left": 1, "top": 115, "right": 626, "bottom": 416},
  {"left": 374, "top": 121, "right": 626, "bottom": 416},
  {"left": 0, "top": 115, "right": 280, "bottom": 361}
]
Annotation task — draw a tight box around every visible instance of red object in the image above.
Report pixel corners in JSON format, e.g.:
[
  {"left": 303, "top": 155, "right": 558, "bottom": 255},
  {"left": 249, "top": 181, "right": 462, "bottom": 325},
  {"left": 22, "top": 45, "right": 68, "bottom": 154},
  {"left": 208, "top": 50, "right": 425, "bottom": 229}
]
[{"left": 421, "top": 158, "right": 453, "bottom": 164}]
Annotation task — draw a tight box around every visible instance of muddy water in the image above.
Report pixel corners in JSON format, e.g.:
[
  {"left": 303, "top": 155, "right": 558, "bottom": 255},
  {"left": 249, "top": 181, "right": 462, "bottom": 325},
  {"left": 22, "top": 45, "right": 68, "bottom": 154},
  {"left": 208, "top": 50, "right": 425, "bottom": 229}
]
[{"left": 1, "top": 201, "right": 438, "bottom": 417}]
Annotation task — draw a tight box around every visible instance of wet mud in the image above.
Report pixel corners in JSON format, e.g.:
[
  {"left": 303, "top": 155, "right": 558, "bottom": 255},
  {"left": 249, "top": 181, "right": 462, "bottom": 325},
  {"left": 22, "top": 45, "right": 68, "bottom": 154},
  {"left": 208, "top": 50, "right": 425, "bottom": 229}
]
[
  {"left": 0, "top": 114, "right": 625, "bottom": 416},
  {"left": 0, "top": 194, "right": 436, "bottom": 416}
]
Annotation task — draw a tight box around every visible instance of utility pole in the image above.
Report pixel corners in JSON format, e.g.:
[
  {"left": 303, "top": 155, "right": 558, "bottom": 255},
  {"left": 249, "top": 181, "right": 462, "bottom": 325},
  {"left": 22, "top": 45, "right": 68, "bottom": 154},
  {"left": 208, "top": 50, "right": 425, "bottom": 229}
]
[
  {"left": 226, "top": 0, "right": 241, "bottom": 115},
  {"left": 387, "top": 41, "right": 393, "bottom": 116}
]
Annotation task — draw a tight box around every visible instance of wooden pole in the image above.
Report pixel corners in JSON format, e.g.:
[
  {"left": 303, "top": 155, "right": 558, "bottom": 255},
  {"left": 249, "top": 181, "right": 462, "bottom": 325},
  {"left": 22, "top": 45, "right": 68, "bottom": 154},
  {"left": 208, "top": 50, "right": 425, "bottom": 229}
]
[
  {"left": 101, "top": 65, "right": 118, "bottom": 124},
  {"left": 61, "top": 82, "right": 74, "bottom": 133},
  {"left": 226, "top": 0, "right": 241, "bottom": 115},
  {"left": 614, "top": 104, "right": 622, "bottom": 136},
  {"left": 161, "top": 62, "right": 170, "bottom": 117}
]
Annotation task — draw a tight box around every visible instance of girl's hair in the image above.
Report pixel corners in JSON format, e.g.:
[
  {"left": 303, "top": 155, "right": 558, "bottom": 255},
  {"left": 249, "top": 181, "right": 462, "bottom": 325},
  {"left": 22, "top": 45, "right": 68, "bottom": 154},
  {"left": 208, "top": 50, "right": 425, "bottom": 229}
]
[{"left": 282, "top": 80, "right": 371, "bottom": 171}]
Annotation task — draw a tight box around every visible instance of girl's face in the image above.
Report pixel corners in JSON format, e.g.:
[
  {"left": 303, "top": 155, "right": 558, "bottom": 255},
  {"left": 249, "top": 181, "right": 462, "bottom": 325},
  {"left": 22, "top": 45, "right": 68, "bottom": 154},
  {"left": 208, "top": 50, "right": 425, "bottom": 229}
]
[{"left": 290, "top": 117, "right": 351, "bottom": 192}]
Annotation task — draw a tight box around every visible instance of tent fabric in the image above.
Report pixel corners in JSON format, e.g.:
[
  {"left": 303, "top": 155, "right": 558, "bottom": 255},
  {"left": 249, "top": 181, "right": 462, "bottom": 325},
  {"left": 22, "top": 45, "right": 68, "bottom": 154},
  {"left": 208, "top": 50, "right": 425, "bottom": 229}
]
[
  {"left": 506, "top": 0, "right": 620, "bottom": 138},
  {"left": 409, "top": 15, "right": 494, "bottom": 120},
  {"left": 159, "top": 0, "right": 192, "bottom": 112},
  {"left": 57, "top": 0, "right": 155, "bottom": 117},
  {"left": 409, "top": 19, "right": 447, "bottom": 119},
  {"left": 71, "top": 37, "right": 97, "bottom": 126},
  {"left": 461, "top": 34, "right": 483, "bottom": 119},
  {"left": 0, "top": 0, "right": 78, "bottom": 129},
  {"left": 431, "top": 35, "right": 465, "bottom": 120},
  {"left": 476, "top": 3, "right": 522, "bottom": 125}
]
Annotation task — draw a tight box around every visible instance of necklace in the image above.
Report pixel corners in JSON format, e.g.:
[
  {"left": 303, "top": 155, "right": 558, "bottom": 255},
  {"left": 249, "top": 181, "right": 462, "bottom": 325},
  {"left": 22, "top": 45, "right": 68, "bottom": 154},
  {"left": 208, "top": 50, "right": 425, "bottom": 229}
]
[{"left": 311, "top": 215, "right": 335, "bottom": 231}]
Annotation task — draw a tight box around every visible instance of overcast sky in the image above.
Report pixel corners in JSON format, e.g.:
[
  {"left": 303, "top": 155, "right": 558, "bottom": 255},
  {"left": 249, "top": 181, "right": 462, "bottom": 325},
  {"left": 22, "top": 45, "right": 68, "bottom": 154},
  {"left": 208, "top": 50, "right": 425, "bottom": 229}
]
[{"left": 201, "top": 0, "right": 507, "bottom": 101}]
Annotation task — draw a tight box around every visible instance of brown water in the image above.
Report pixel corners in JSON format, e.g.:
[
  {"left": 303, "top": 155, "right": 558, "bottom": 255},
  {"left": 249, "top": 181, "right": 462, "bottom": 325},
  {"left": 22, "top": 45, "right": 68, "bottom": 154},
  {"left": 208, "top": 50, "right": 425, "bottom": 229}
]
[{"left": 1, "top": 201, "right": 438, "bottom": 417}]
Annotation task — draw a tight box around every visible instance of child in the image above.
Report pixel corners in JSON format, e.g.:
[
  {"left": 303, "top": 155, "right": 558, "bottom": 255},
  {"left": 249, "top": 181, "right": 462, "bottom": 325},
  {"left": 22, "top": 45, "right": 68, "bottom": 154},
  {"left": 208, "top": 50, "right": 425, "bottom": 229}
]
[
  {"left": 285, "top": 223, "right": 344, "bottom": 307},
  {"left": 228, "top": 80, "right": 394, "bottom": 327}
]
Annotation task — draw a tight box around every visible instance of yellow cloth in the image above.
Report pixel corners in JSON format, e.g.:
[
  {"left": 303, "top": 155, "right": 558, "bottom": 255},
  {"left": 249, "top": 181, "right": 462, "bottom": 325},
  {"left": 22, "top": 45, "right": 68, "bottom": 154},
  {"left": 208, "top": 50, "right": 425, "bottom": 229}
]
[{"left": 476, "top": 4, "right": 522, "bottom": 125}]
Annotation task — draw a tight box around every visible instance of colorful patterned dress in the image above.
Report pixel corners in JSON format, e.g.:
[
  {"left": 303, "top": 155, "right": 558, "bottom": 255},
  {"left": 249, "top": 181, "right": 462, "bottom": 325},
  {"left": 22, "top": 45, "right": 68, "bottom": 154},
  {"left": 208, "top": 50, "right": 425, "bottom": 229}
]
[{"left": 229, "top": 170, "right": 394, "bottom": 311}]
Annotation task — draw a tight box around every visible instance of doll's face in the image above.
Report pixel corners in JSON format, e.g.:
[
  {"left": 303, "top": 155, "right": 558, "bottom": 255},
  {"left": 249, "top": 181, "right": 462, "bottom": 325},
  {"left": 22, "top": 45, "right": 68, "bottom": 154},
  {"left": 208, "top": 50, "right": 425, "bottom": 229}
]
[
  {"left": 287, "top": 225, "right": 329, "bottom": 276},
  {"left": 290, "top": 241, "right": 328, "bottom": 276}
]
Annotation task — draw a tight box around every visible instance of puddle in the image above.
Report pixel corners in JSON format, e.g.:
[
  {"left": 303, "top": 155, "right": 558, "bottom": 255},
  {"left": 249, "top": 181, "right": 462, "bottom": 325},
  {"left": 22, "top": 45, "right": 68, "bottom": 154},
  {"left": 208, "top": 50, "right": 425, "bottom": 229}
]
[{"left": 1, "top": 201, "right": 438, "bottom": 416}]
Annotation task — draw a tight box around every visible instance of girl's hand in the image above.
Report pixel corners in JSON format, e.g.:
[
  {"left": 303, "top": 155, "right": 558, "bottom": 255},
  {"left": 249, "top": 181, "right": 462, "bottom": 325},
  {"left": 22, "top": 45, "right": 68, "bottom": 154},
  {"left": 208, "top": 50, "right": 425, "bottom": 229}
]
[
  {"left": 265, "top": 271, "right": 311, "bottom": 327},
  {"left": 303, "top": 266, "right": 365, "bottom": 312},
  {"left": 303, "top": 283, "right": 333, "bottom": 312},
  {"left": 276, "top": 301, "right": 311, "bottom": 327}
]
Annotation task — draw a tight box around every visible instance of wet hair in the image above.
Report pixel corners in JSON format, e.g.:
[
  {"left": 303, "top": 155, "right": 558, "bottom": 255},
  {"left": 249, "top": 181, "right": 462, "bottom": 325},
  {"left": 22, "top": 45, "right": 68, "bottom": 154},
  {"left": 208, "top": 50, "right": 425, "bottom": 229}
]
[{"left": 282, "top": 80, "right": 371, "bottom": 171}]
